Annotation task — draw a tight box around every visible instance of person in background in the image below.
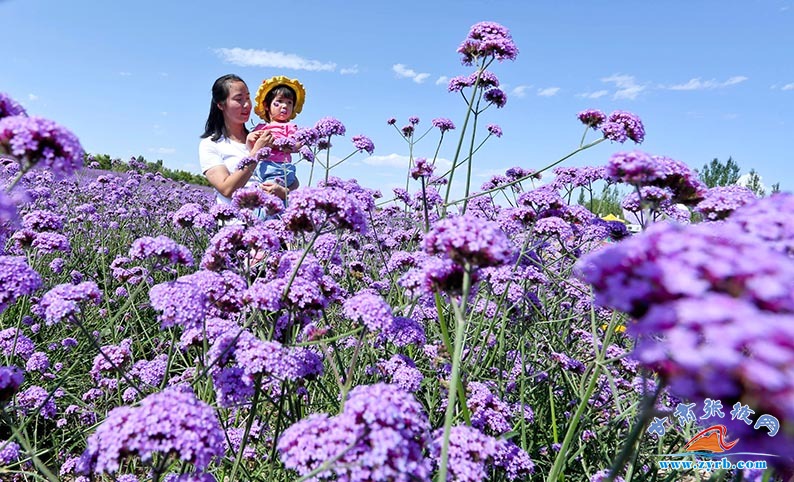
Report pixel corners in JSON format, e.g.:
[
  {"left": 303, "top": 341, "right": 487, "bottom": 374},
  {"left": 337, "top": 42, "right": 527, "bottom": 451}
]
[{"left": 198, "top": 74, "right": 289, "bottom": 206}]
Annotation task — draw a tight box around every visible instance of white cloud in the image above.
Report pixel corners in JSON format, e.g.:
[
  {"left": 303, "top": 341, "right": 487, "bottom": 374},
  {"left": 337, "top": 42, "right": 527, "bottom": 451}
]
[
  {"left": 119, "top": 72, "right": 132, "bottom": 77},
  {"left": 340, "top": 65, "right": 359, "bottom": 75},
  {"left": 363, "top": 153, "right": 409, "bottom": 168},
  {"left": 159, "top": 72, "right": 169, "bottom": 77},
  {"left": 782, "top": 83, "right": 794, "bottom": 91},
  {"left": 393, "top": 64, "right": 430, "bottom": 84},
  {"left": 602, "top": 74, "right": 646, "bottom": 100},
  {"left": 361, "top": 153, "right": 452, "bottom": 171},
  {"left": 27, "top": 94, "right": 39, "bottom": 101},
  {"left": 577, "top": 90, "right": 608, "bottom": 99},
  {"left": 511, "top": 85, "right": 532, "bottom": 98},
  {"left": 667, "top": 76, "right": 748, "bottom": 90},
  {"left": 537, "top": 87, "right": 560, "bottom": 97},
  {"left": 214, "top": 48, "right": 336, "bottom": 71},
  {"left": 150, "top": 147, "right": 176, "bottom": 155},
  {"left": 436, "top": 76, "right": 449, "bottom": 86}
]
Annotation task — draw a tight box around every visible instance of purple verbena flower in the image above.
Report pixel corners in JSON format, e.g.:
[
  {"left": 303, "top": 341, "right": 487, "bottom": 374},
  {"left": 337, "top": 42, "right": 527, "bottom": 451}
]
[
  {"left": 606, "top": 110, "right": 645, "bottom": 143},
  {"left": 232, "top": 186, "right": 283, "bottom": 214},
  {"left": 0, "top": 255, "right": 42, "bottom": 314},
  {"left": 351, "top": 134, "right": 375, "bottom": 155},
  {"left": 22, "top": 209, "right": 64, "bottom": 232},
  {"left": 0, "top": 439, "right": 21, "bottom": 465},
  {"left": 129, "top": 235, "right": 194, "bottom": 266},
  {"left": 0, "top": 365, "right": 24, "bottom": 402},
  {"left": 410, "top": 157, "right": 435, "bottom": 180},
  {"left": 432, "top": 117, "right": 456, "bottom": 133},
  {"left": 0, "top": 328, "right": 35, "bottom": 360},
  {"left": 448, "top": 75, "right": 476, "bottom": 92},
  {"left": 342, "top": 290, "right": 395, "bottom": 332},
  {"left": 424, "top": 215, "right": 513, "bottom": 268},
  {"left": 78, "top": 387, "right": 225, "bottom": 475},
  {"left": 0, "top": 116, "right": 84, "bottom": 178},
  {"left": 149, "top": 278, "right": 210, "bottom": 329},
  {"left": 695, "top": 185, "right": 757, "bottom": 221},
  {"left": 0, "top": 92, "right": 27, "bottom": 118},
  {"left": 36, "top": 281, "right": 102, "bottom": 325},
  {"left": 577, "top": 109, "right": 607, "bottom": 128},
  {"left": 458, "top": 21, "right": 519, "bottom": 65},
  {"left": 172, "top": 203, "right": 215, "bottom": 230},
  {"left": 314, "top": 117, "right": 346, "bottom": 137},
  {"left": 727, "top": 193, "right": 794, "bottom": 256},
  {"left": 487, "top": 124, "right": 503, "bottom": 137},
  {"left": 16, "top": 385, "right": 56, "bottom": 419},
  {"left": 282, "top": 187, "right": 368, "bottom": 234},
  {"left": 484, "top": 89, "right": 507, "bottom": 108},
  {"left": 278, "top": 383, "right": 432, "bottom": 481}
]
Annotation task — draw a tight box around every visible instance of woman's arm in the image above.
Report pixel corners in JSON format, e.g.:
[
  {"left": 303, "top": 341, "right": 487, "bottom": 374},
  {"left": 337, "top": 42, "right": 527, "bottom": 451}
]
[
  {"left": 204, "top": 163, "right": 256, "bottom": 198},
  {"left": 200, "top": 133, "right": 273, "bottom": 198}
]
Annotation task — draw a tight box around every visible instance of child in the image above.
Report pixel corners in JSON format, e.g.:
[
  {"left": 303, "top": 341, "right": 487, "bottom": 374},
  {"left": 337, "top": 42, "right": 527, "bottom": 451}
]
[{"left": 247, "top": 76, "right": 305, "bottom": 215}]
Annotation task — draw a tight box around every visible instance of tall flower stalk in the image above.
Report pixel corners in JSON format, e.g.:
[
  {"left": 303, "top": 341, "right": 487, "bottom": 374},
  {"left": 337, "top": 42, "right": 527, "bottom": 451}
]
[{"left": 442, "top": 22, "right": 517, "bottom": 212}]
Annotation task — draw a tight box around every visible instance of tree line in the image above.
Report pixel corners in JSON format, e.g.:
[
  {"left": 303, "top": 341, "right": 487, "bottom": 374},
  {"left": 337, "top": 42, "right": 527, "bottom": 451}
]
[{"left": 86, "top": 154, "right": 210, "bottom": 186}]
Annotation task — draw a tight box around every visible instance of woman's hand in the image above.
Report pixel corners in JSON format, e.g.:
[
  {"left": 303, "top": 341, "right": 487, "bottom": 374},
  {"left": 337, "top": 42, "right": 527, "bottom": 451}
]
[
  {"left": 250, "top": 130, "right": 274, "bottom": 154},
  {"left": 260, "top": 181, "right": 289, "bottom": 200}
]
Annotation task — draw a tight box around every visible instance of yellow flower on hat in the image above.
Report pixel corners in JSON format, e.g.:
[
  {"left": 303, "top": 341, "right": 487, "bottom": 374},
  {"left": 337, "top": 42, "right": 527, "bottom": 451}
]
[{"left": 254, "top": 76, "right": 306, "bottom": 121}]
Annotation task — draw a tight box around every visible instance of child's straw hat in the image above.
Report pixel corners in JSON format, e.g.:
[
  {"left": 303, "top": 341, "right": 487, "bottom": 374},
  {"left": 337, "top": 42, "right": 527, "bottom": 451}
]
[{"left": 254, "top": 76, "right": 306, "bottom": 121}]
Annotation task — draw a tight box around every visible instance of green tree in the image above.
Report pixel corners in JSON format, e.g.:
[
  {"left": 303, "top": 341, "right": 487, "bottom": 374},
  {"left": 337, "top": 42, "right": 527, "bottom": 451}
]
[
  {"left": 697, "top": 157, "right": 740, "bottom": 188},
  {"left": 578, "top": 184, "right": 623, "bottom": 217},
  {"left": 743, "top": 169, "right": 766, "bottom": 197}
]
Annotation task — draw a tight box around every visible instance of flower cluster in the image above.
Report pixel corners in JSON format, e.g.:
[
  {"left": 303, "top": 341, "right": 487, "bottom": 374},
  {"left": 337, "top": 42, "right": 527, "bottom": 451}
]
[
  {"left": 727, "top": 192, "right": 794, "bottom": 256},
  {"left": 606, "top": 150, "right": 705, "bottom": 204},
  {"left": 342, "top": 290, "right": 395, "bottom": 332},
  {"left": 35, "top": 281, "right": 102, "bottom": 325},
  {"left": 577, "top": 109, "right": 606, "bottom": 128},
  {"left": 0, "top": 92, "right": 27, "bottom": 118},
  {"left": 0, "top": 365, "right": 24, "bottom": 402},
  {"left": 278, "top": 383, "right": 432, "bottom": 481},
  {"left": 432, "top": 117, "right": 456, "bottom": 133},
  {"left": 129, "top": 235, "right": 194, "bottom": 266},
  {"left": 410, "top": 157, "right": 434, "bottom": 180},
  {"left": 424, "top": 214, "right": 513, "bottom": 268},
  {"left": 600, "top": 110, "right": 645, "bottom": 144},
  {"left": 0, "top": 115, "right": 84, "bottom": 178},
  {"left": 576, "top": 202, "right": 794, "bottom": 460},
  {"left": 282, "top": 186, "right": 368, "bottom": 234},
  {"left": 430, "top": 425, "right": 534, "bottom": 482},
  {"left": 0, "top": 256, "right": 42, "bottom": 314},
  {"left": 457, "top": 21, "right": 518, "bottom": 65},
  {"left": 351, "top": 134, "right": 375, "bottom": 155},
  {"left": 314, "top": 117, "right": 346, "bottom": 137},
  {"left": 78, "top": 387, "right": 224, "bottom": 475},
  {"left": 694, "top": 185, "right": 757, "bottom": 221},
  {"left": 231, "top": 186, "right": 283, "bottom": 214}
]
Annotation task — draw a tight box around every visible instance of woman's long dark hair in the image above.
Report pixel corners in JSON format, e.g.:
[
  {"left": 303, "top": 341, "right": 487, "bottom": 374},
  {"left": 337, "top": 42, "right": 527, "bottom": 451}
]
[{"left": 201, "top": 74, "right": 246, "bottom": 141}]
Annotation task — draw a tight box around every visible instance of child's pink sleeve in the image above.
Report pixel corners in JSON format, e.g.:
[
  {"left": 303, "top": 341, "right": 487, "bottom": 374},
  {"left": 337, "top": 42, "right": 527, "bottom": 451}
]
[{"left": 253, "top": 123, "right": 268, "bottom": 131}]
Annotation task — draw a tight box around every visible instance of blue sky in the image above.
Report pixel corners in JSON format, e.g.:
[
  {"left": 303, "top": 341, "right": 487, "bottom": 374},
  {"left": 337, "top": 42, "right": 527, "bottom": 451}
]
[{"left": 3, "top": 0, "right": 793, "bottom": 198}]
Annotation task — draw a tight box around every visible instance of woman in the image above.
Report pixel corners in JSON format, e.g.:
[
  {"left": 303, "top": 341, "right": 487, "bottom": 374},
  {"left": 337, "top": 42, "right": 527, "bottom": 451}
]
[{"left": 199, "top": 74, "right": 289, "bottom": 204}]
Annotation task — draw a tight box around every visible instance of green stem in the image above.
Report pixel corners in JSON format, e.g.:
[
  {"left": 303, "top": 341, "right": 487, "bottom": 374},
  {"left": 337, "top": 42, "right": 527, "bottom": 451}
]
[
  {"left": 436, "top": 263, "right": 474, "bottom": 482},
  {"left": 443, "top": 84, "right": 478, "bottom": 208},
  {"left": 461, "top": 93, "right": 482, "bottom": 214},
  {"left": 447, "top": 137, "right": 607, "bottom": 208},
  {"left": 228, "top": 373, "right": 264, "bottom": 481}
]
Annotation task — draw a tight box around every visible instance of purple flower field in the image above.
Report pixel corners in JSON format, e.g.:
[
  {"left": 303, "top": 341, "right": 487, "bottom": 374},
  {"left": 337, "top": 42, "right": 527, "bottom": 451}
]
[{"left": 2, "top": 21, "right": 793, "bottom": 482}]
